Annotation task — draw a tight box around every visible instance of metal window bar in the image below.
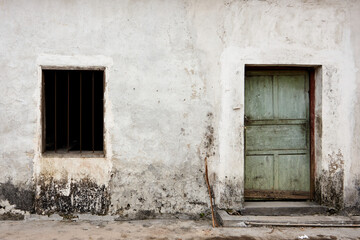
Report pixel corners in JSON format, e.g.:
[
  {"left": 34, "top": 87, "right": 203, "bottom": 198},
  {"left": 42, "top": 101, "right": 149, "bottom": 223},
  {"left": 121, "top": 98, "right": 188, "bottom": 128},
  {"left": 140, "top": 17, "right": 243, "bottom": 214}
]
[{"left": 47, "top": 70, "right": 102, "bottom": 153}]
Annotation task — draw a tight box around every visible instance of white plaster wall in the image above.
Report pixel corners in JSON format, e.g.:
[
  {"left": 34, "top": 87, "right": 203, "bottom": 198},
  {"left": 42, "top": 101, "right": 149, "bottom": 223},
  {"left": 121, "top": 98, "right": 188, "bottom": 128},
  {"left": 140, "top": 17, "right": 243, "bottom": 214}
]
[
  {"left": 0, "top": 0, "right": 359, "bottom": 214},
  {"left": 347, "top": 1, "right": 360, "bottom": 210}
]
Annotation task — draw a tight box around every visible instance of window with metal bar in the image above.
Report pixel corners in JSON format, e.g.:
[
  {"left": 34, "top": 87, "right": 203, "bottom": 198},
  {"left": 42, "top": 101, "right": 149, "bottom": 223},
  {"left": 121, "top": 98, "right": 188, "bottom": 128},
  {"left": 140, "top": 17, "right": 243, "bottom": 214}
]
[{"left": 43, "top": 69, "right": 104, "bottom": 154}]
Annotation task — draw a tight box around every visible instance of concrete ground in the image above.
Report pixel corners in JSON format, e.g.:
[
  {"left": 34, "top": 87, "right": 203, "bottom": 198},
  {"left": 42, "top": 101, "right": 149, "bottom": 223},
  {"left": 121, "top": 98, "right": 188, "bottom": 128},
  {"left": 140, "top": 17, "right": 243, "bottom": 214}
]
[{"left": 0, "top": 219, "right": 360, "bottom": 240}]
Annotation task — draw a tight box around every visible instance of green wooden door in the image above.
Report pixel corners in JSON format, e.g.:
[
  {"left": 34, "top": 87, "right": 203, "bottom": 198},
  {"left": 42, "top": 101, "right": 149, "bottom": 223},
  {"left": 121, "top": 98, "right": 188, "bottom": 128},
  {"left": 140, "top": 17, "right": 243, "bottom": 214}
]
[{"left": 244, "top": 70, "right": 310, "bottom": 200}]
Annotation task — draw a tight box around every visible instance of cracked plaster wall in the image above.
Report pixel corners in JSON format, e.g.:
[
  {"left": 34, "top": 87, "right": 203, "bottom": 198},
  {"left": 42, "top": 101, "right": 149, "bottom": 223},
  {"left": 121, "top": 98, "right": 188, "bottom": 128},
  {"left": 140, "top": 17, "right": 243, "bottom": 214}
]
[{"left": 0, "top": 0, "right": 360, "bottom": 216}]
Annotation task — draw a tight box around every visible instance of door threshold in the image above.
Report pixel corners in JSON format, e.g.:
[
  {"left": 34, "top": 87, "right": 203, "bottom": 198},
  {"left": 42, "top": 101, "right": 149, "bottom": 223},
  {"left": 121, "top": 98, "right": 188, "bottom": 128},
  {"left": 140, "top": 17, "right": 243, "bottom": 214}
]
[
  {"left": 216, "top": 210, "right": 360, "bottom": 227},
  {"left": 240, "top": 201, "right": 328, "bottom": 216}
]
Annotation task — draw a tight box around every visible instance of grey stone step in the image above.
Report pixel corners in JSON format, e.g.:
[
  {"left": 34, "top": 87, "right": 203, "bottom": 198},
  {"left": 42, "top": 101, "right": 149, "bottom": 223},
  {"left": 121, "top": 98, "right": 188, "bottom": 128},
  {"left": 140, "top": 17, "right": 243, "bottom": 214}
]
[
  {"left": 216, "top": 210, "right": 360, "bottom": 227},
  {"left": 240, "top": 201, "right": 328, "bottom": 216}
]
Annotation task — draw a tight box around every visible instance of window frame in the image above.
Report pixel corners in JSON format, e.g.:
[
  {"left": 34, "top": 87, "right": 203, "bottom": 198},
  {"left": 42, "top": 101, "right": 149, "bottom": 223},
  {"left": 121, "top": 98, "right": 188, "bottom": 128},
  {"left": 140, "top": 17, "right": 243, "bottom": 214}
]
[{"left": 40, "top": 66, "right": 107, "bottom": 158}]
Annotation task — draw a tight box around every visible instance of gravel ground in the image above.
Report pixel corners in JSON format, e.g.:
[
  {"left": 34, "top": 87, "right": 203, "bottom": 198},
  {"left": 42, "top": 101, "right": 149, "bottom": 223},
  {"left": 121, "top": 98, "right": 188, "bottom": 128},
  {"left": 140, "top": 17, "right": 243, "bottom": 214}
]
[{"left": 1, "top": 219, "right": 360, "bottom": 240}]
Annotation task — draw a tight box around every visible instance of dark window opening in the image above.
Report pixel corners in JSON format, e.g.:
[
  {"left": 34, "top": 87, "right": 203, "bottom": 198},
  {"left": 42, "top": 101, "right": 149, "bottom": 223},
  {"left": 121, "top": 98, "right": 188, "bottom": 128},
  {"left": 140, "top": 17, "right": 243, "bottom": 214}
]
[{"left": 43, "top": 70, "right": 104, "bottom": 154}]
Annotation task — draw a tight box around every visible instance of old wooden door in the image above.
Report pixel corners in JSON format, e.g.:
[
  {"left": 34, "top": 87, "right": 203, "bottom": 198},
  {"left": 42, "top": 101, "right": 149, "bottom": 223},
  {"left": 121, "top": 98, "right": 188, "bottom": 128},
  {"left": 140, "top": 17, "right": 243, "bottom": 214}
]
[{"left": 244, "top": 70, "right": 310, "bottom": 200}]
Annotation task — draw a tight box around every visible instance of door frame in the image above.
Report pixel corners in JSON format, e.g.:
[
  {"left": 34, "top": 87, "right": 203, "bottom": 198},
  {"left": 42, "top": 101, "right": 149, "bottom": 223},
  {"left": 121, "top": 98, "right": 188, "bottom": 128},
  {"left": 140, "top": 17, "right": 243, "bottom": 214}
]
[{"left": 244, "top": 66, "right": 316, "bottom": 200}]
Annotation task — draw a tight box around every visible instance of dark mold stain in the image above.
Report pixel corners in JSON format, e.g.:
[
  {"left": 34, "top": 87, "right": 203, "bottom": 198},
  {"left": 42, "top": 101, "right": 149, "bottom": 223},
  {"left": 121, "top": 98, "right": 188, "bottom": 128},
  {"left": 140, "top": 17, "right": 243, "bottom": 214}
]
[
  {"left": 217, "top": 178, "right": 243, "bottom": 210},
  {"left": 189, "top": 201, "right": 207, "bottom": 205},
  {"left": 35, "top": 176, "right": 110, "bottom": 215},
  {"left": 0, "top": 212, "right": 24, "bottom": 220},
  {"left": 315, "top": 150, "right": 344, "bottom": 211},
  {"left": 344, "top": 177, "right": 360, "bottom": 215},
  {"left": 135, "top": 210, "right": 156, "bottom": 220},
  {"left": 315, "top": 171, "right": 344, "bottom": 211},
  {"left": 0, "top": 180, "right": 35, "bottom": 212},
  {"left": 315, "top": 116, "right": 322, "bottom": 139},
  {"left": 203, "top": 112, "right": 215, "bottom": 158}
]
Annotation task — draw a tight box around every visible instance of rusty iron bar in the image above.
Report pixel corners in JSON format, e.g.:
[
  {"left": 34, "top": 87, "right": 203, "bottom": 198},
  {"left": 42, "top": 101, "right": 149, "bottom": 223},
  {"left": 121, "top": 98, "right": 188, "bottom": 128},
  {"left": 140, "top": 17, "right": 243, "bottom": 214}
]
[
  {"left": 54, "top": 71, "right": 57, "bottom": 152},
  {"left": 80, "top": 72, "right": 82, "bottom": 153},
  {"left": 67, "top": 72, "right": 70, "bottom": 152},
  {"left": 92, "top": 72, "right": 95, "bottom": 153}
]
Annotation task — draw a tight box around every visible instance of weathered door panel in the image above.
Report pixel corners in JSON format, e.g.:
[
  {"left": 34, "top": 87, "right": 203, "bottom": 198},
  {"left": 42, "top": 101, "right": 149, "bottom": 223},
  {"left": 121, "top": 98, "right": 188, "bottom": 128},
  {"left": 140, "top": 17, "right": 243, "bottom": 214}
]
[
  {"left": 245, "top": 125, "right": 307, "bottom": 151},
  {"left": 278, "top": 154, "right": 310, "bottom": 192},
  {"left": 244, "top": 71, "right": 310, "bottom": 200},
  {"left": 277, "top": 75, "right": 307, "bottom": 119},
  {"left": 245, "top": 155, "right": 274, "bottom": 190},
  {"left": 245, "top": 76, "right": 274, "bottom": 120}
]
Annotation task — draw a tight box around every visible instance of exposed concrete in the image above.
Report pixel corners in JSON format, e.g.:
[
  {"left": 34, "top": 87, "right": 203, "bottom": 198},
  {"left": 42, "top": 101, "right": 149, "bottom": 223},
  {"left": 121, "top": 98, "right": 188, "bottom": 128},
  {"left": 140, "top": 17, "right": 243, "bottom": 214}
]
[{"left": 0, "top": 0, "right": 360, "bottom": 218}]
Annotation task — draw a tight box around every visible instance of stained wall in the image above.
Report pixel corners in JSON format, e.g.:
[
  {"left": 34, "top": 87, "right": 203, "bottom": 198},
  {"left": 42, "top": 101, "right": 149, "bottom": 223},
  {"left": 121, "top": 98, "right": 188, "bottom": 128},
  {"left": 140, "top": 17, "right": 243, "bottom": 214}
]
[{"left": 0, "top": 0, "right": 359, "bottom": 217}]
